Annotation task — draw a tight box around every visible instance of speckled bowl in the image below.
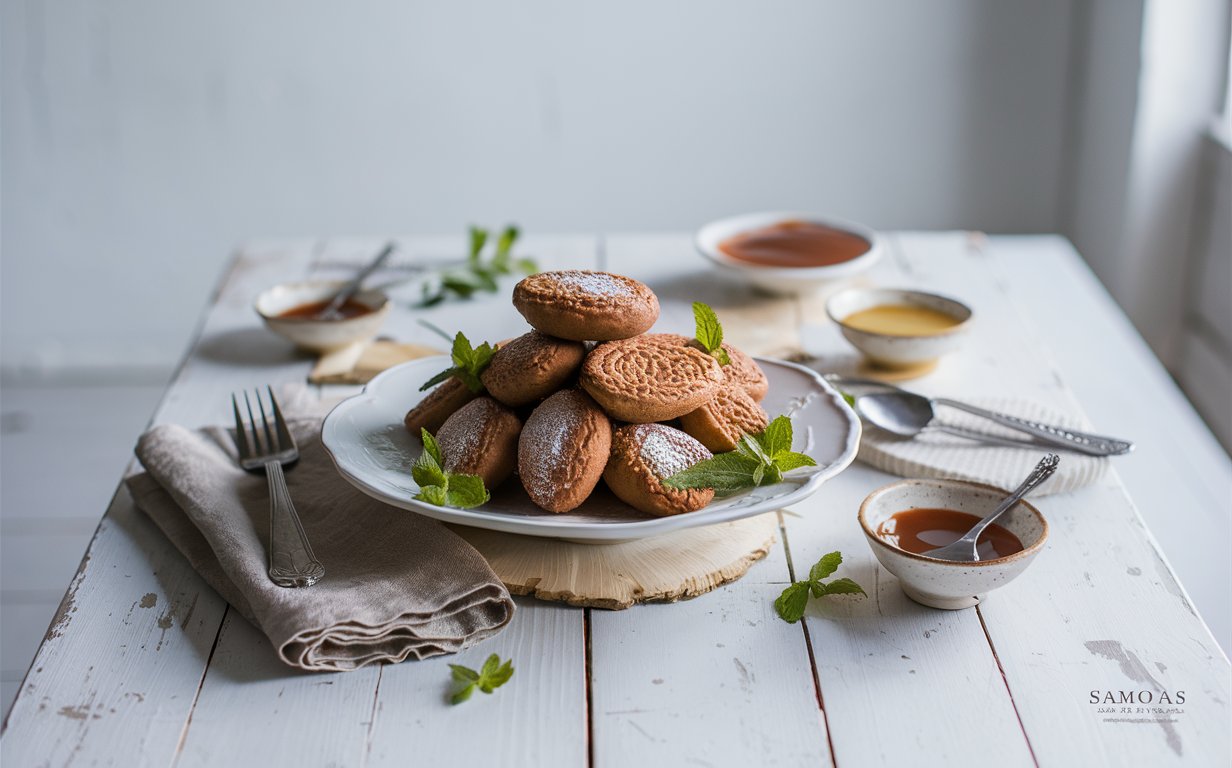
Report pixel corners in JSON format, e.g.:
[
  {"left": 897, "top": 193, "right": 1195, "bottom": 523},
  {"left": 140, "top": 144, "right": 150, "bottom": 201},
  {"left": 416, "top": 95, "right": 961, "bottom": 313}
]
[
  {"left": 255, "top": 280, "right": 390, "bottom": 353},
  {"left": 826, "top": 288, "right": 972, "bottom": 369},
  {"left": 858, "top": 478, "right": 1048, "bottom": 609}
]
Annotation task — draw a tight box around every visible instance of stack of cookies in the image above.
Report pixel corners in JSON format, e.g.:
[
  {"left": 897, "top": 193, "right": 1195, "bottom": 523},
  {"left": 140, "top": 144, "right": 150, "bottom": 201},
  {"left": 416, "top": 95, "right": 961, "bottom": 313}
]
[{"left": 403, "top": 270, "right": 770, "bottom": 517}]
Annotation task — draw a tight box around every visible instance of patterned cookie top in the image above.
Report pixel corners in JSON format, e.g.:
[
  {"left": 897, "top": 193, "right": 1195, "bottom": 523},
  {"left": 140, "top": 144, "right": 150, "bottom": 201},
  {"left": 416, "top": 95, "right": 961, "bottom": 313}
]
[
  {"left": 580, "top": 334, "right": 723, "bottom": 423},
  {"left": 606, "top": 424, "right": 715, "bottom": 516},
  {"left": 514, "top": 270, "right": 653, "bottom": 309}
]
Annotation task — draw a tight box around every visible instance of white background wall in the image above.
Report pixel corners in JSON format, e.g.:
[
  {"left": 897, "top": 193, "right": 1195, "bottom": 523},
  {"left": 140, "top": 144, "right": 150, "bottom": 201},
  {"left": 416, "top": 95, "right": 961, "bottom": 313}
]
[{"left": 1, "top": 0, "right": 1077, "bottom": 376}]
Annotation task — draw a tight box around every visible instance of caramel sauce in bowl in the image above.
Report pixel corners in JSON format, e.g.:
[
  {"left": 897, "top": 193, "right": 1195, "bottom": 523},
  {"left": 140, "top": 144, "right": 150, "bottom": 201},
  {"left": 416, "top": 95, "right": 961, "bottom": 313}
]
[
  {"left": 695, "top": 212, "right": 881, "bottom": 295},
  {"left": 255, "top": 280, "right": 390, "bottom": 353},
  {"left": 826, "top": 287, "right": 972, "bottom": 370},
  {"left": 858, "top": 478, "right": 1048, "bottom": 610}
]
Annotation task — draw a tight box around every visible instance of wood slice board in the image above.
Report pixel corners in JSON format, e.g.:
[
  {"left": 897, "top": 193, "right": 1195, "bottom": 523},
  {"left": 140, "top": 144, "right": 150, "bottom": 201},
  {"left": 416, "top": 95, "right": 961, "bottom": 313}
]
[{"left": 449, "top": 512, "right": 779, "bottom": 609}]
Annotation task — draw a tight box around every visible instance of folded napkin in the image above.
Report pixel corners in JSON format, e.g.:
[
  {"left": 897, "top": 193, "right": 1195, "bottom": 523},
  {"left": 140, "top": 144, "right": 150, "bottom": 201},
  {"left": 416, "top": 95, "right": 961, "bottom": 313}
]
[{"left": 126, "top": 393, "right": 514, "bottom": 672}]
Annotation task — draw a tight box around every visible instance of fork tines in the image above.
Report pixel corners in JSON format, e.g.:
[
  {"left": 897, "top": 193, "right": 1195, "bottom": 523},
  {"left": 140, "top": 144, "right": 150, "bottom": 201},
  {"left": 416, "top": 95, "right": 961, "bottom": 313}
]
[{"left": 231, "top": 386, "right": 296, "bottom": 461}]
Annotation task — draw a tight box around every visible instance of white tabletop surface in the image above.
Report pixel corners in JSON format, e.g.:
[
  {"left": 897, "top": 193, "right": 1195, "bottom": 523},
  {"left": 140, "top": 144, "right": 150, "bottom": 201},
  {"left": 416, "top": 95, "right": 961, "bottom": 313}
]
[{"left": 2, "top": 232, "right": 1229, "bottom": 767}]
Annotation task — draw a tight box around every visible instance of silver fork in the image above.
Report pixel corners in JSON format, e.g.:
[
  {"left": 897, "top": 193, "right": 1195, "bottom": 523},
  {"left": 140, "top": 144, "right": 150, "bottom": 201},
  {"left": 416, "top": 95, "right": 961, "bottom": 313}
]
[{"left": 232, "top": 387, "right": 325, "bottom": 588}]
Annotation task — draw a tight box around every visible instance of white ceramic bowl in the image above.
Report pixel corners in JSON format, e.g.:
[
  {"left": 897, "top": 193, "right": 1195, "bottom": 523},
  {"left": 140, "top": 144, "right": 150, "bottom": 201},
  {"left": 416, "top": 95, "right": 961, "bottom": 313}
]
[
  {"left": 255, "top": 280, "right": 390, "bottom": 353},
  {"left": 826, "top": 287, "right": 972, "bottom": 369},
  {"left": 858, "top": 478, "right": 1048, "bottom": 610},
  {"left": 695, "top": 211, "right": 881, "bottom": 295}
]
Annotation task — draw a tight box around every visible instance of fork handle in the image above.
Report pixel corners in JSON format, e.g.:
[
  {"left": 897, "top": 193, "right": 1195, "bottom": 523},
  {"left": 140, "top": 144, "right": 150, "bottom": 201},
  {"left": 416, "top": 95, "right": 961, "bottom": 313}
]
[
  {"left": 933, "top": 398, "right": 1134, "bottom": 457},
  {"left": 265, "top": 460, "right": 325, "bottom": 588}
]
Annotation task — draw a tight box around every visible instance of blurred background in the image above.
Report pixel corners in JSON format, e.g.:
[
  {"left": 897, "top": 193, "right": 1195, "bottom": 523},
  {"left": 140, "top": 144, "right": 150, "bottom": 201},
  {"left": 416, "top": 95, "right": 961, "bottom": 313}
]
[{"left": 1, "top": 0, "right": 1229, "bottom": 715}]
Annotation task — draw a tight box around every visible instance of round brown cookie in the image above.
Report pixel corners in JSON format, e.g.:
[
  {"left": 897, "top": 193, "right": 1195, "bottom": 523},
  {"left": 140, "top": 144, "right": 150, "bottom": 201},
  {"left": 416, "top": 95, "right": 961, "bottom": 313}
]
[
  {"left": 518, "top": 390, "right": 612, "bottom": 513},
  {"left": 580, "top": 334, "right": 723, "bottom": 423},
  {"left": 480, "top": 331, "right": 587, "bottom": 407},
  {"left": 678, "top": 379, "right": 770, "bottom": 453},
  {"left": 436, "top": 397, "right": 522, "bottom": 490},
  {"left": 512, "top": 270, "right": 659, "bottom": 341},
  {"left": 404, "top": 376, "right": 477, "bottom": 436},
  {"left": 603, "top": 424, "right": 715, "bottom": 517},
  {"left": 644, "top": 333, "right": 769, "bottom": 402},
  {"left": 722, "top": 343, "right": 769, "bottom": 402}
]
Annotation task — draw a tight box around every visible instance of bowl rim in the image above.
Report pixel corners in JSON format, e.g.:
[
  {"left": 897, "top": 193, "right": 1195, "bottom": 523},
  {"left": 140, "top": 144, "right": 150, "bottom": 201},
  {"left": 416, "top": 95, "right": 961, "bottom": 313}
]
[
  {"left": 694, "top": 211, "right": 882, "bottom": 278},
  {"left": 254, "top": 279, "right": 390, "bottom": 323},
  {"left": 857, "top": 477, "right": 1049, "bottom": 567},
  {"left": 826, "top": 287, "right": 973, "bottom": 341}
]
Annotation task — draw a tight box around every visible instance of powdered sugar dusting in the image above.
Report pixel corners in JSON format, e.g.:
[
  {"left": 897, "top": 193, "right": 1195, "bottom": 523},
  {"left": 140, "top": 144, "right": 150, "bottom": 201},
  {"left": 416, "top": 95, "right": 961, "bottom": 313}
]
[
  {"left": 551, "top": 270, "right": 634, "bottom": 299},
  {"left": 438, "top": 398, "right": 499, "bottom": 471},
  {"left": 522, "top": 391, "right": 588, "bottom": 490},
  {"left": 635, "top": 424, "right": 710, "bottom": 479}
]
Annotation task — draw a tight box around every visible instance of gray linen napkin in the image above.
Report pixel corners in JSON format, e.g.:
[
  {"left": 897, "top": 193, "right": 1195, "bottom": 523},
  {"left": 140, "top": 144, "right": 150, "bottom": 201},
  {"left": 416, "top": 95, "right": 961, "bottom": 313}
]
[{"left": 126, "top": 400, "right": 514, "bottom": 672}]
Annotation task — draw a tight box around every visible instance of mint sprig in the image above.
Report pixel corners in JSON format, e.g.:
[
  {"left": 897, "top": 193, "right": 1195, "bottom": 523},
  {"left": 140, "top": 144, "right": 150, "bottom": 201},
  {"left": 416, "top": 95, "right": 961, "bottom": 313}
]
[
  {"left": 774, "top": 551, "right": 867, "bottom": 623},
  {"left": 418, "top": 224, "right": 538, "bottom": 306},
  {"left": 413, "top": 429, "right": 491, "bottom": 509},
  {"left": 449, "top": 653, "right": 515, "bottom": 704},
  {"left": 663, "top": 415, "right": 817, "bottom": 495},
  {"left": 420, "top": 332, "right": 496, "bottom": 393},
  {"left": 692, "top": 302, "right": 731, "bottom": 366}
]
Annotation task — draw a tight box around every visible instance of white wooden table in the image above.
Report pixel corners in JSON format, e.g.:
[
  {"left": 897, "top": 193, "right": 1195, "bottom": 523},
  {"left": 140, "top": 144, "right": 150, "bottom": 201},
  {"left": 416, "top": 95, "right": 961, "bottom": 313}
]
[{"left": 3, "top": 232, "right": 1230, "bottom": 767}]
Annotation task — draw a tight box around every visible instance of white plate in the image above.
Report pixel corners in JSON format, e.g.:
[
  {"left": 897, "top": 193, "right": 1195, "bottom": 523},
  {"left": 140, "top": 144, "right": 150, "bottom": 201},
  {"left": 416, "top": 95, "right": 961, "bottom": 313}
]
[{"left": 321, "top": 356, "right": 861, "bottom": 542}]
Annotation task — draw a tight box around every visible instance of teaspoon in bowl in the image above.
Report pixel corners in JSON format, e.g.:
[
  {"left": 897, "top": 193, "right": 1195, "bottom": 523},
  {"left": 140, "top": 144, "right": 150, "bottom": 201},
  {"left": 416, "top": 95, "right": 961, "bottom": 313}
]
[{"left": 924, "top": 454, "right": 1060, "bottom": 562}]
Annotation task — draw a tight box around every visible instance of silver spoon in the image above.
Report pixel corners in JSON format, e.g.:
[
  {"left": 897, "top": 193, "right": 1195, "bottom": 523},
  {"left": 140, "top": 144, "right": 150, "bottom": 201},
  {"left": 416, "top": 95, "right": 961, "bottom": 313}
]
[
  {"left": 924, "top": 454, "right": 1060, "bottom": 562},
  {"left": 316, "top": 242, "right": 397, "bottom": 320},
  {"left": 854, "top": 390, "right": 1133, "bottom": 456}
]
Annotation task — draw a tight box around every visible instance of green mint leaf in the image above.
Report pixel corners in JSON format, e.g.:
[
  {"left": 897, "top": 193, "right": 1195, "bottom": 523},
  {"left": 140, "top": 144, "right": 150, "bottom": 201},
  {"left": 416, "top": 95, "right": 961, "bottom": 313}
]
[
  {"left": 662, "top": 452, "right": 763, "bottom": 495},
  {"left": 758, "top": 416, "right": 793, "bottom": 457},
  {"left": 692, "top": 302, "right": 726, "bottom": 360},
  {"left": 761, "top": 463, "right": 783, "bottom": 485},
  {"left": 840, "top": 391, "right": 856, "bottom": 408},
  {"left": 442, "top": 272, "right": 481, "bottom": 298},
  {"left": 420, "top": 429, "right": 444, "bottom": 466},
  {"left": 736, "top": 434, "right": 772, "bottom": 467},
  {"left": 488, "top": 659, "right": 514, "bottom": 688},
  {"left": 495, "top": 225, "right": 519, "bottom": 258},
  {"left": 468, "top": 226, "right": 488, "bottom": 264},
  {"left": 419, "top": 366, "right": 457, "bottom": 392},
  {"left": 411, "top": 450, "right": 447, "bottom": 489},
  {"left": 446, "top": 332, "right": 494, "bottom": 393},
  {"left": 774, "top": 582, "right": 811, "bottom": 623},
  {"left": 415, "top": 484, "right": 448, "bottom": 506},
  {"left": 773, "top": 452, "right": 818, "bottom": 472},
  {"left": 751, "top": 462, "right": 764, "bottom": 486},
  {"left": 818, "top": 577, "right": 867, "bottom": 598},
  {"left": 808, "top": 551, "right": 842, "bottom": 582},
  {"left": 444, "top": 473, "right": 490, "bottom": 509},
  {"left": 451, "top": 684, "right": 476, "bottom": 705},
  {"left": 479, "top": 653, "right": 500, "bottom": 679},
  {"left": 514, "top": 257, "right": 539, "bottom": 275},
  {"left": 449, "top": 664, "right": 480, "bottom": 683}
]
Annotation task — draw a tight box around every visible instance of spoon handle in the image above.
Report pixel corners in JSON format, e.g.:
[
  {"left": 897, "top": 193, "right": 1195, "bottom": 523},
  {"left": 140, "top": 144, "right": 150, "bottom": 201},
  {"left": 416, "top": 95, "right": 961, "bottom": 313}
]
[
  {"left": 321, "top": 242, "right": 397, "bottom": 316},
  {"left": 933, "top": 398, "right": 1134, "bottom": 457},
  {"left": 963, "top": 454, "right": 1060, "bottom": 543}
]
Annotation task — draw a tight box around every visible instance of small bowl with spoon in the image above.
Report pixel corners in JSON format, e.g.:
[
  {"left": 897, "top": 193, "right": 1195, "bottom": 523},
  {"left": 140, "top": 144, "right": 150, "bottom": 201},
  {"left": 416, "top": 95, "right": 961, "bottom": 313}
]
[
  {"left": 257, "top": 243, "right": 396, "bottom": 353},
  {"left": 859, "top": 455, "right": 1058, "bottom": 609}
]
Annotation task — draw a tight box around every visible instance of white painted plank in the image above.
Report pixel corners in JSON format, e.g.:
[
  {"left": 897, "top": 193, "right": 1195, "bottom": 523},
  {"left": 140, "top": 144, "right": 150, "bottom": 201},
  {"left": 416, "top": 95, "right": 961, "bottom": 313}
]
[
  {"left": 884, "top": 233, "right": 1231, "bottom": 766},
  {"left": 590, "top": 585, "right": 831, "bottom": 768},
  {"left": 987, "top": 234, "right": 1232, "bottom": 653},
  {"left": 587, "top": 236, "right": 828, "bottom": 767},
  {"left": 175, "top": 612, "right": 379, "bottom": 768},
  {"left": 1, "top": 240, "right": 318, "bottom": 764},
  {"left": 366, "top": 599, "right": 587, "bottom": 768}
]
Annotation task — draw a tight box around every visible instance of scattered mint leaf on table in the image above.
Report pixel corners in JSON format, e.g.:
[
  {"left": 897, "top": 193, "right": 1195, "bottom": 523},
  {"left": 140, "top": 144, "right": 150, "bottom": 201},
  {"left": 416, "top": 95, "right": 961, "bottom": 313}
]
[
  {"left": 663, "top": 415, "right": 817, "bottom": 496},
  {"left": 419, "top": 331, "right": 496, "bottom": 393},
  {"left": 692, "top": 302, "right": 732, "bottom": 365},
  {"left": 775, "top": 551, "right": 867, "bottom": 623},
  {"left": 412, "top": 428, "right": 491, "bottom": 510},
  {"left": 449, "top": 654, "right": 515, "bottom": 704},
  {"left": 417, "top": 224, "right": 538, "bottom": 306}
]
